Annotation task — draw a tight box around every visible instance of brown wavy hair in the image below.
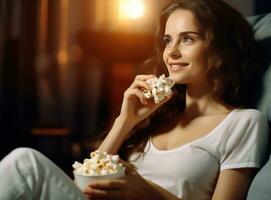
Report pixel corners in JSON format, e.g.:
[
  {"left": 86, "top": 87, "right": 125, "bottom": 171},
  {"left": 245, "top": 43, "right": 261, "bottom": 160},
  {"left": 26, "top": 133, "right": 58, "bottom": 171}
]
[{"left": 107, "top": 0, "right": 262, "bottom": 160}]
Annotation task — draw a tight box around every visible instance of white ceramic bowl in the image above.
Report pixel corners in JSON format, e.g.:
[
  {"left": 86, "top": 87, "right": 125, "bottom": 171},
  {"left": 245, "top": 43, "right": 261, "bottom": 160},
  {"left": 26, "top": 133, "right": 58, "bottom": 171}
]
[{"left": 73, "top": 168, "right": 125, "bottom": 190}]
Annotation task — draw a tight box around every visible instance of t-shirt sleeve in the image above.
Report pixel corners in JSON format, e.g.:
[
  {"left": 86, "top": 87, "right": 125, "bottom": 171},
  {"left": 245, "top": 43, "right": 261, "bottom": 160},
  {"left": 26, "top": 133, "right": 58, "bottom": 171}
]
[{"left": 220, "top": 110, "right": 269, "bottom": 171}]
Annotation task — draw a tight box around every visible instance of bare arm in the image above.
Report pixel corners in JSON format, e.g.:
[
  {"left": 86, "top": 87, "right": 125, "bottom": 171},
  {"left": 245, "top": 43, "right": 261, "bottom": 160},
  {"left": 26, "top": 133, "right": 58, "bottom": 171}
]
[
  {"left": 212, "top": 168, "right": 257, "bottom": 200},
  {"left": 98, "top": 116, "right": 134, "bottom": 154}
]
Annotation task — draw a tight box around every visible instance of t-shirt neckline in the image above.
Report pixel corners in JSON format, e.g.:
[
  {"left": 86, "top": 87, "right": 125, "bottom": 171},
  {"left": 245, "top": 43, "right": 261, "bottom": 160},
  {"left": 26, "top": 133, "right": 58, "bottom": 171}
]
[{"left": 150, "top": 109, "right": 238, "bottom": 153}]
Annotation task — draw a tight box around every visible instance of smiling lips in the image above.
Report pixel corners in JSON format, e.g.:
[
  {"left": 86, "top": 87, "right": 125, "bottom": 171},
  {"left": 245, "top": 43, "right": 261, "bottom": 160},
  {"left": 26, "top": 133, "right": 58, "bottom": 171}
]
[{"left": 168, "top": 63, "right": 189, "bottom": 71}]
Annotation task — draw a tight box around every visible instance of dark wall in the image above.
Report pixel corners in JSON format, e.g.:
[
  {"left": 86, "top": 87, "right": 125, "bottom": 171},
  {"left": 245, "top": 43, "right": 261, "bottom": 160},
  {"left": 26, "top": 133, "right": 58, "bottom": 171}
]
[
  {"left": 0, "top": 0, "right": 38, "bottom": 158},
  {"left": 255, "top": 0, "right": 271, "bottom": 14}
]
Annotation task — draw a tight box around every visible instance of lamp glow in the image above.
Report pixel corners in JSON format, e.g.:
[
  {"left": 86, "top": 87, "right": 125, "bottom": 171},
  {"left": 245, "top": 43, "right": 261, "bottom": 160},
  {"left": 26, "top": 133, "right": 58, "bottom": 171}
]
[{"left": 119, "top": 0, "right": 144, "bottom": 20}]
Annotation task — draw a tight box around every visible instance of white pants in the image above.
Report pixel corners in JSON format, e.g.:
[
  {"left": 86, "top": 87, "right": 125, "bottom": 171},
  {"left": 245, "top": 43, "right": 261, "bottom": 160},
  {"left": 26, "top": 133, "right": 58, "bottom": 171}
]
[{"left": 0, "top": 147, "right": 87, "bottom": 200}]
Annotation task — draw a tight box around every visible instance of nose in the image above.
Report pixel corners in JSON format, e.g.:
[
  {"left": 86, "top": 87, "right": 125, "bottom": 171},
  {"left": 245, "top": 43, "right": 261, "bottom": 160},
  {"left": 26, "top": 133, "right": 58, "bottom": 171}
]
[{"left": 167, "top": 44, "right": 182, "bottom": 59}]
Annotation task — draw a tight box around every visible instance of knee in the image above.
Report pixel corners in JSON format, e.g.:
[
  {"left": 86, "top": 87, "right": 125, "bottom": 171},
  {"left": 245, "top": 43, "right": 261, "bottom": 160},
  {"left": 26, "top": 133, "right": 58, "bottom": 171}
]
[
  {"left": 1, "top": 148, "right": 43, "bottom": 174},
  {"left": 9, "top": 147, "right": 39, "bottom": 159},
  {"left": 5, "top": 147, "right": 44, "bottom": 167}
]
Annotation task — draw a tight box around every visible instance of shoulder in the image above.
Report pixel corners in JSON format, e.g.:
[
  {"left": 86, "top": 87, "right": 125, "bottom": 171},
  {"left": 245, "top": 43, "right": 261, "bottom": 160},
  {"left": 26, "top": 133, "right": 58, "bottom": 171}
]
[
  {"left": 232, "top": 108, "right": 267, "bottom": 123},
  {"left": 234, "top": 108, "right": 262, "bottom": 115},
  {"left": 219, "top": 109, "right": 269, "bottom": 170},
  {"left": 226, "top": 109, "right": 269, "bottom": 143},
  {"left": 223, "top": 108, "right": 269, "bottom": 141}
]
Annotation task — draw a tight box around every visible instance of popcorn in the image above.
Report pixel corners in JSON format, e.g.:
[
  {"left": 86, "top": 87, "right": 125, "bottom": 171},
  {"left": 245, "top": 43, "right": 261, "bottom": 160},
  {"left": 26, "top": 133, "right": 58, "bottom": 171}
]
[
  {"left": 143, "top": 74, "right": 175, "bottom": 104},
  {"left": 72, "top": 150, "right": 125, "bottom": 176}
]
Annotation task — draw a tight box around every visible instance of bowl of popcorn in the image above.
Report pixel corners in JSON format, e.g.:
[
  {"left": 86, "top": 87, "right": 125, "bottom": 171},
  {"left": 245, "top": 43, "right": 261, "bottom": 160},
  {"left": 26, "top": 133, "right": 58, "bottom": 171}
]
[
  {"left": 73, "top": 150, "right": 125, "bottom": 190},
  {"left": 143, "top": 74, "right": 175, "bottom": 104}
]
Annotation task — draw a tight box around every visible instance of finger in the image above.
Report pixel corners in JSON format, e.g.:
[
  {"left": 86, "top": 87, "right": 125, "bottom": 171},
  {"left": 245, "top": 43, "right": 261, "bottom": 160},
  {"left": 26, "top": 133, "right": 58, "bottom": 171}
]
[
  {"left": 85, "top": 188, "right": 124, "bottom": 198},
  {"left": 125, "top": 88, "right": 148, "bottom": 105},
  {"left": 135, "top": 74, "right": 155, "bottom": 81},
  {"left": 88, "top": 179, "right": 126, "bottom": 190},
  {"left": 130, "top": 80, "right": 152, "bottom": 91},
  {"left": 83, "top": 185, "right": 95, "bottom": 195}
]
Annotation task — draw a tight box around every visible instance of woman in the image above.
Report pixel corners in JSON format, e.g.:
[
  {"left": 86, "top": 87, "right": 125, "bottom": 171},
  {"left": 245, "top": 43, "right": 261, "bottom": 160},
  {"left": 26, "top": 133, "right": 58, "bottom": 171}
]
[{"left": 0, "top": 0, "right": 269, "bottom": 200}]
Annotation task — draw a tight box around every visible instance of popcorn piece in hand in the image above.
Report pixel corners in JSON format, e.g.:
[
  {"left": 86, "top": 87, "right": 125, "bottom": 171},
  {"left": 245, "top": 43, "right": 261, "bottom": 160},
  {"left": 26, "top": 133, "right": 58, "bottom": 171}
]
[
  {"left": 72, "top": 150, "right": 125, "bottom": 176},
  {"left": 143, "top": 74, "right": 175, "bottom": 104}
]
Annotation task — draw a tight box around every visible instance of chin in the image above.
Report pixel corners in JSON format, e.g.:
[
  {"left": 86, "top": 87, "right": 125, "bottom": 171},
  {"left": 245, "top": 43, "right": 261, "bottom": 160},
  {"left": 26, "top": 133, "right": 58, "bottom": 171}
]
[{"left": 169, "top": 74, "right": 187, "bottom": 84}]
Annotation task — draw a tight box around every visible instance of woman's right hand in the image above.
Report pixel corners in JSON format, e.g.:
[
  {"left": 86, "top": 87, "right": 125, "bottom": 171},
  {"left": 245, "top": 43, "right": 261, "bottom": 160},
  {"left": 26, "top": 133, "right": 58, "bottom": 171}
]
[
  {"left": 118, "top": 74, "right": 172, "bottom": 127},
  {"left": 97, "top": 74, "right": 173, "bottom": 155}
]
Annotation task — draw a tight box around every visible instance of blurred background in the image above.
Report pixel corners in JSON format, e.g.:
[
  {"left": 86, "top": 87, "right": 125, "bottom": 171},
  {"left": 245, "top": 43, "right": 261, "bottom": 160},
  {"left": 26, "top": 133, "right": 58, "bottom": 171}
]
[{"left": 0, "top": 0, "right": 270, "bottom": 175}]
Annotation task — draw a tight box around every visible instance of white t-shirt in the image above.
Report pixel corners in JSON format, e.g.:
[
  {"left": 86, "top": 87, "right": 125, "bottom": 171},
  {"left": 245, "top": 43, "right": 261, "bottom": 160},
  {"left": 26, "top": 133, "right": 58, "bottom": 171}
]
[{"left": 129, "top": 109, "right": 269, "bottom": 200}]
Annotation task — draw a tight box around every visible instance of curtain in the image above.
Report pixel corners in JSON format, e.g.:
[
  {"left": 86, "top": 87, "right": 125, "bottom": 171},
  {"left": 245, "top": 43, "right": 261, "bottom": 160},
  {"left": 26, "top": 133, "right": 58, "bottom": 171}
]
[{"left": 0, "top": 0, "right": 38, "bottom": 157}]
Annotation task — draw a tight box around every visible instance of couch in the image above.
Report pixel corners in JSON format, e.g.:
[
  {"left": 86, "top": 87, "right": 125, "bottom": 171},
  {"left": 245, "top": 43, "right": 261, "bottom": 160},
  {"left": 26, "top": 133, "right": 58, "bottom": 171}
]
[{"left": 246, "top": 12, "right": 271, "bottom": 200}]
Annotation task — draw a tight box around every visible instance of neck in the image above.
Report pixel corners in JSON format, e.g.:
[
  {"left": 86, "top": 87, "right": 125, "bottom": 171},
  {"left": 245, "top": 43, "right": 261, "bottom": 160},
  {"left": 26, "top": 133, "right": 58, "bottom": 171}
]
[{"left": 184, "top": 83, "right": 230, "bottom": 117}]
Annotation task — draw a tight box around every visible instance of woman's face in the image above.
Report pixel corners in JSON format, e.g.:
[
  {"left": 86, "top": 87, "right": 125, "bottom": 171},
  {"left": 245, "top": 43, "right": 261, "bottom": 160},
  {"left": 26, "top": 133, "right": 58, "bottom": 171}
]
[{"left": 163, "top": 9, "right": 209, "bottom": 85}]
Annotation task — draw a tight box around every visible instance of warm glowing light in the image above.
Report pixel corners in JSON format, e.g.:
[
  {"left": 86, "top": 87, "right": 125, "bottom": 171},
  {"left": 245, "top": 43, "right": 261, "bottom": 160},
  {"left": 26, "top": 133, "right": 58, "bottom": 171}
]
[
  {"left": 119, "top": 0, "right": 144, "bottom": 20},
  {"left": 57, "top": 50, "right": 68, "bottom": 64}
]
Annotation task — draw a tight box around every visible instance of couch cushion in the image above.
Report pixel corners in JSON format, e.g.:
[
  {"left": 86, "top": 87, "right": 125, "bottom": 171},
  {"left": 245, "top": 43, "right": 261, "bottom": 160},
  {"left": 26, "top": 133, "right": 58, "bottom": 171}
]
[
  {"left": 246, "top": 13, "right": 271, "bottom": 200},
  {"left": 247, "top": 155, "right": 271, "bottom": 200},
  {"left": 247, "top": 13, "right": 271, "bottom": 120}
]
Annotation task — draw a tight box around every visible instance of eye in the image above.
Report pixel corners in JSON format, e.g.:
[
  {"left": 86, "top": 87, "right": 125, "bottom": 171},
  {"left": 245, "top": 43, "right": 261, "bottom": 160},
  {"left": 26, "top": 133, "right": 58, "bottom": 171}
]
[
  {"left": 182, "top": 37, "right": 194, "bottom": 45},
  {"left": 163, "top": 37, "right": 172, "bottom": 46}
]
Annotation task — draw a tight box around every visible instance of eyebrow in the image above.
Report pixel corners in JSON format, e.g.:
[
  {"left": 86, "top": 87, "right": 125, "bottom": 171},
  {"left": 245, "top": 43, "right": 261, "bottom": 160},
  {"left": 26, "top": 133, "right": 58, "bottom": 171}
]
[{"left": 164, "top": 31, "right": 203, "bottom": 38}]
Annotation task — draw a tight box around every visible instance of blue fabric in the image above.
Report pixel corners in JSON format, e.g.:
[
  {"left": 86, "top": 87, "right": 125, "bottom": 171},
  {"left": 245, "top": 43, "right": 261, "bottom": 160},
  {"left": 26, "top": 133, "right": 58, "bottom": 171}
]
[
  {"left": 247, "top": 155, "right": 271, "bottom": 200},
  {"left": 247, "top": 13, "right": 271, "bottom": 119},
  {"left": 246, "top": 12, "right": 271, "bottom": 200}
]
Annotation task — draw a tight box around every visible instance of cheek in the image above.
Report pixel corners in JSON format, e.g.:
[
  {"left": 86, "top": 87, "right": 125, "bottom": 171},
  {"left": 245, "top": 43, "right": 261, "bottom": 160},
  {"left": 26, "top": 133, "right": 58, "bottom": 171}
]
[
  {"left": 196, "top": 51, "right": 208, "bottom": 66},
  {"left": 162, "top": 50, "right": 167, "bottom": 63},
  {"left": 187, "top": 47, "right": 207, "bottom": 65}
]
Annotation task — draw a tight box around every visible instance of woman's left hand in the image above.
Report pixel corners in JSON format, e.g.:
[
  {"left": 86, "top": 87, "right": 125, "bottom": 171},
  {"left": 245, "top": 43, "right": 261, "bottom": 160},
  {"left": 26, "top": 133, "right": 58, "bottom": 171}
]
[{"left": 83, "top": 161, "right": 155, "bottom": 200}]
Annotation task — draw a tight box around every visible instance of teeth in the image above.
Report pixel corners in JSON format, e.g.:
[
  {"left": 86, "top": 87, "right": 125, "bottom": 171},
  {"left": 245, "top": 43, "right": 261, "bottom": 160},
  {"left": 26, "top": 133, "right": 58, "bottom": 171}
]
[
  {"left": 170, "top": 63, "right": 188, "bottom": 70},
  {"left": 171, "top": 64, "right": 182, "bottom": 70}
]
